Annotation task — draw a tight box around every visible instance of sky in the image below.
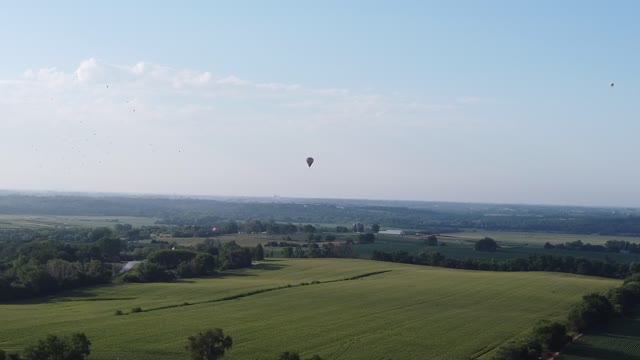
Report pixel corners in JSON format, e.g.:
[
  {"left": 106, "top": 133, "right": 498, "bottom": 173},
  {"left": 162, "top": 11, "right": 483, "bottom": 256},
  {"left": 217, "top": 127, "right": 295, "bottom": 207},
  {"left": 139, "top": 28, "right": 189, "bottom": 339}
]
[{"left": 1, "top": 0, "right": 639, "bottom": 207}]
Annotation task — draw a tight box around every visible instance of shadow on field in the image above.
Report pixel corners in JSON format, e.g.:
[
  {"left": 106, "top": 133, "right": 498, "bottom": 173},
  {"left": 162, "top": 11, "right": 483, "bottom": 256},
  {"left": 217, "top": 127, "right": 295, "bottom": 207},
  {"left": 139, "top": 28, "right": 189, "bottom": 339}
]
[
  {"left": 211, "top": 262, "right": 288, "bottom": 279},
  {"left": 252, "top": 262, "right": 288, "bottom": 271},
  {"left": 566, "top": 343, "right": 640, "bottom": 360},
  {"left": 5, "top": 284, "right": 136, "bottom": 305}
]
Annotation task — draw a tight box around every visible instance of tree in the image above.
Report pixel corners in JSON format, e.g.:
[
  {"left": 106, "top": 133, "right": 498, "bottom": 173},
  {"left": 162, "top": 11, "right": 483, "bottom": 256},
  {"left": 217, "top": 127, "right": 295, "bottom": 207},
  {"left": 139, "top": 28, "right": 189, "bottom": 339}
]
[
  {"left": 255, "top": 244, "right": 265, "bottom": 261},
  {"left": 126, "top": 262, "right": 174, "bottom": 283},
  {"left": 474, "top": 237, "right": 498, "bottom": 252},
  {"left": 186, "top": 328, "right": 233, "bottom": 360},
  {"left": 22, "top": 333, "right": 91, "bottom": 360},
  {"left": 335, "top": 226, "right": 349, "bottom": 233},
  {"left": 89, "top": 227, "right": 113, "bottom": 242},
  {"left": 357, "top": 233, "right": 375, "bottom": 244},
  {"left": 531, "top": 320, "right": 569, "bottom": 352},
  {"left": 282, "top": 247, "right": 294, "bottom": 258},
  {"left": 425, "top": 235, "right": 438, "bottom": 246},
  {"left": 371, "top": 224, "right": 380, "bottom": 233},
  {"left": 96, "top": 237, "right": 124, "bottom": 260}
]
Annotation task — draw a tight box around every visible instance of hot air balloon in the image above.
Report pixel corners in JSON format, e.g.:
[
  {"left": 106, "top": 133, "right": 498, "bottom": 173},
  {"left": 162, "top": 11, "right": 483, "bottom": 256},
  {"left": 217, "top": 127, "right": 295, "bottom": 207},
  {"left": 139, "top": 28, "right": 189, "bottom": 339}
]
[
  {"left": 306, "top": 157, "right": 314, "bottom": 167},
  {"left": 212, "top": 226, "right": 219, "bottom": 232},
  {"left": 610, "top": 82, "right": 615, "bottom": 87}
]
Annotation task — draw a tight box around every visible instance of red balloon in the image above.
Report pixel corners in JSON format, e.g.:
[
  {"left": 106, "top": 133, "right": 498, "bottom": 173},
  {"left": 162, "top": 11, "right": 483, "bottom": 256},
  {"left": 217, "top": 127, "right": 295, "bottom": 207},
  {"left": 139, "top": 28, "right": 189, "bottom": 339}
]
[{"left": 306, "top": 157, "right": 314, "bottom": 167}]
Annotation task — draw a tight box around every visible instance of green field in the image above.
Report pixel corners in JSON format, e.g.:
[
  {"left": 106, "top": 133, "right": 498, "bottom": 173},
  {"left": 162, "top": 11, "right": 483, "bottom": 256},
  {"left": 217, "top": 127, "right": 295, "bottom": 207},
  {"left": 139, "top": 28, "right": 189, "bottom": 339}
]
[
  {"left": 348, "top": 231, "right": 640, "bottom": 263},
  {"left": 0, "top": 259, "right": 619, "bottom": 359},
  {"left": 0, "top": 215, "right": 157, "bottom": 229},
  {"left": 448, "top": 231, "right": 640, "bottom": 246},
  {"left": 560, "top": 309, "right": 640, "bottom": 360}
]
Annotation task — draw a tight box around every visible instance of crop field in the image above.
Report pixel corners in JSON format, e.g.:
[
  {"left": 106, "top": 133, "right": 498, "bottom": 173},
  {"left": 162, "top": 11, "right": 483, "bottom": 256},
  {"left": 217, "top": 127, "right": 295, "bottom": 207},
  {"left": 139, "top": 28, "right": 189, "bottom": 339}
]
[
  {"left": 560, "top": 309, "right": 640, "bottom": 360},
  {"left": 447, "top": 231, "right": 640, "bottom": 247},
  {"left": 0, "top": 215, "right": 157, "bottom": 229},
  {"left": 0, "top": 259, "right": 618, "bottom": 360}
]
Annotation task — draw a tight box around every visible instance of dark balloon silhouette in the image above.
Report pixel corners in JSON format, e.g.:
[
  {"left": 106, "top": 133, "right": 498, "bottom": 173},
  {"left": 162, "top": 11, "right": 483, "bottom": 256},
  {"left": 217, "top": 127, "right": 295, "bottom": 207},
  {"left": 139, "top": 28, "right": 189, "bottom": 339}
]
[
  {"left": 610, "top": 82, "right": 615, "bottom": 87},
  {"left": 306, "top": 157, "right": 314, "bottom": 167}
]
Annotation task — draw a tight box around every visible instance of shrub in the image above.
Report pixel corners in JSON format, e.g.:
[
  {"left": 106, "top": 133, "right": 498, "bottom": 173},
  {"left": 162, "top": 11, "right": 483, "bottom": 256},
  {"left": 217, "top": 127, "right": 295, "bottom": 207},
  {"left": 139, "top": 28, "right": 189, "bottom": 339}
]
[
  {"left": 131, "top": 307, "right": 143, "bottom": 313},
  {"left": 114, "top": 310, "right": 124, "bottom": 316}
]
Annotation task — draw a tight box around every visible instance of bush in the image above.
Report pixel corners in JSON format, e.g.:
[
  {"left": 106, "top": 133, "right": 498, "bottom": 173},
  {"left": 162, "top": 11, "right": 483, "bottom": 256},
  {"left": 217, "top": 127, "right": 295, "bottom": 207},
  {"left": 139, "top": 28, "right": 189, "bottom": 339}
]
[
  {"left": 131, "top": 307, "right": 143, "bottom": 313},
  {"left": 114, "top": 310, "right": 124, "bottom": 316}
]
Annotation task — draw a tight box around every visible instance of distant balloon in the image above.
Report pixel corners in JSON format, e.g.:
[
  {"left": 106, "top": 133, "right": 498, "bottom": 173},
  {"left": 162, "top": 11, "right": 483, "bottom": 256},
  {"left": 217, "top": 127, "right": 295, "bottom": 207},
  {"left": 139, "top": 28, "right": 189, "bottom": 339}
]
[
  {"left": 212, "top": 227, "right": 219, "bottom": 232},
  {"left": 610, "top": 82, "right": 615, "bottom": 87},
  {"left": 306, "top": 157, "right": 314, "bottom": 167}
]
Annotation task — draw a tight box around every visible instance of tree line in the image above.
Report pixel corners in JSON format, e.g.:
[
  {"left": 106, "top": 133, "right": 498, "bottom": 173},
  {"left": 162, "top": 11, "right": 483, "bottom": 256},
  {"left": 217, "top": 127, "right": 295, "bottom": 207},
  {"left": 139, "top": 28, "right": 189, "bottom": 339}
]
[
  {"left": 371, "top": 250, "right": 640, "bottom": 279},
  {"left": 544, "top": 239, "right": 640, "bottom": 254}
]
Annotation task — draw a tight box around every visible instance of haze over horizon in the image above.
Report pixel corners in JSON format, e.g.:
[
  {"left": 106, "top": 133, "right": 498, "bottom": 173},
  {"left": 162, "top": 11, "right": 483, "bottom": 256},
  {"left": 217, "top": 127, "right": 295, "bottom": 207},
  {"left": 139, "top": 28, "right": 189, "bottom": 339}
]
[{"left": 2, "top": 1, "right": 639, "bottom": 207}]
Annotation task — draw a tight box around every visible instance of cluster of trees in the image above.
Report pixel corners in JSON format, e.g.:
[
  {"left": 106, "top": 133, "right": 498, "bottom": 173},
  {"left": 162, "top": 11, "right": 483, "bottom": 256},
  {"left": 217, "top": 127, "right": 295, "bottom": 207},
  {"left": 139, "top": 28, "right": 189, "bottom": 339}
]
[
  {"left": 350, "top": 223, "right": 380, "bottom": 233},
  {"left": 357, "top": 233, "right": 375, "bottom": 244},
  {"left": 424, "top": 235, "right": 439, "bottom": 246},
  {"left": 474, "top": 237, "right": 499, "bottom": 252},
  {"left": 491, "top": 275, "right": 640, "bottom": 359},
  {"left": 0, "top": 232, "right": 122, "bottom": 301},
  {"left": 0, "top": 332, "right": 91, "bottom": 360},
  {"left": 544, "top": 239, "right": 640, "bottom": 254},
  {"left": 0, "top": 225, "right": 262, "bottom": 297},
  {"left": 371, "top": 250, "right": 640, "bottom": 279},
  {"left": 124, "top": 241, "right": 254, "bottom": 283}
]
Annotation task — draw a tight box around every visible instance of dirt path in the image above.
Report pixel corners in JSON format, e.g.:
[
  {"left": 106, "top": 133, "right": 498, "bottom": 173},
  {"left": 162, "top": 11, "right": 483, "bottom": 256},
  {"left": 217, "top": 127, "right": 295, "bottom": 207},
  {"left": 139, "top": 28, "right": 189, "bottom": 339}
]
[{"left": 118, "top": 261, "right": 142, "bottom": 275}]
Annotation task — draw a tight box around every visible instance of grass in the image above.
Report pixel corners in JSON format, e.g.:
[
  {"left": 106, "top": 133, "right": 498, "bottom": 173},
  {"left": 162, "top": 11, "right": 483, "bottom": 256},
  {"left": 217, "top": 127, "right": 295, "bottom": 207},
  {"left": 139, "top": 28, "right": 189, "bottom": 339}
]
[
  {"left": 0, "top": 215, "right": 157, "bottom": 229},
  {"left": 560, "top": 309, "right": 640, "bottom": 360},
  {"left": 0, "top": 259, "right": 619, "bottom": 360}
]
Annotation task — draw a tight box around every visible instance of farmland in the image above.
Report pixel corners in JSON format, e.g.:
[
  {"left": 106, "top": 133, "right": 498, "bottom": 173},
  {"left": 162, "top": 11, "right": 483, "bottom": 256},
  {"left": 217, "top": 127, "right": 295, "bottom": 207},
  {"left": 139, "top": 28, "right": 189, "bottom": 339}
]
[
  {"left": 0, "top": 258, "right": 618, "bottom": 359},
  {"left": 148, "top": 229, "right": 640, "bottom": 263},
  {"left": 0, "top": 215, "right": 157, "bottom": 229}
]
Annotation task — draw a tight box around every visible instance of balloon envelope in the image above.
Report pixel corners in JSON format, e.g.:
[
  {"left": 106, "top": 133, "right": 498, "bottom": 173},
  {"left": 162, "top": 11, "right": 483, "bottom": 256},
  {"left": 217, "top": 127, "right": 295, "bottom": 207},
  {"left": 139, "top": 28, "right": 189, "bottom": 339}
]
[
  {"left": 306, "top": 157, "right": 314, "bottom": 167},
  {"left": 212, "top": 227, "right": 218, "bottom": 232},
  {"left": 610, "top": 82, "right": 615, "bottom": 87}
]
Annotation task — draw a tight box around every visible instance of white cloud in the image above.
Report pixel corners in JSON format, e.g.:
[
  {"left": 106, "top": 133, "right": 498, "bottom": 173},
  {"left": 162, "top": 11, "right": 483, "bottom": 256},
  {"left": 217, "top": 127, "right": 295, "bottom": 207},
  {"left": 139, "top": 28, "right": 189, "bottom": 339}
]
[
  {"left": 0, "top": 58, "right": 512, "bottom": 200},
  {"left": 74, "top": 58, "right": 100, "bottom": 82}
]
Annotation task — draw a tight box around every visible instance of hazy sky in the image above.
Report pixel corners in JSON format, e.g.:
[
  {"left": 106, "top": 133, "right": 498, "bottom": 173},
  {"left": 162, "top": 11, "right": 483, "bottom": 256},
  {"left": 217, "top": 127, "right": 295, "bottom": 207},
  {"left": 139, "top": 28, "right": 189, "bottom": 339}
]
[{"left": 1, "top": 1, "right": 639, "bottom": 206}]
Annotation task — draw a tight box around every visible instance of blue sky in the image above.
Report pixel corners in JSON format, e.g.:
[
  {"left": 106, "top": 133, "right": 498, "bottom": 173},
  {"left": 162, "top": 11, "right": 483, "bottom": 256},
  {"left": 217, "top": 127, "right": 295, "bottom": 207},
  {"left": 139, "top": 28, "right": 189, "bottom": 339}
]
[{"left": 1, "top": 1, "right": 639, "bottom": 206}]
